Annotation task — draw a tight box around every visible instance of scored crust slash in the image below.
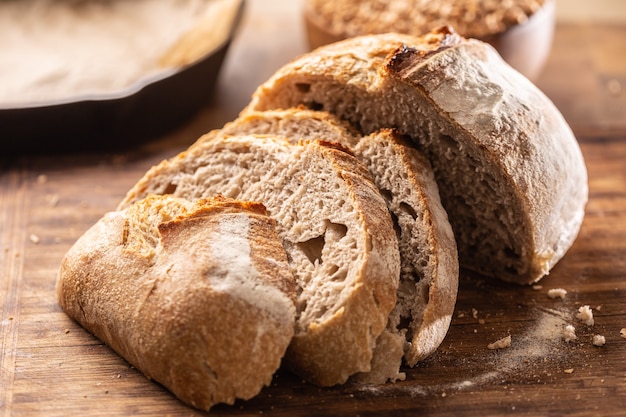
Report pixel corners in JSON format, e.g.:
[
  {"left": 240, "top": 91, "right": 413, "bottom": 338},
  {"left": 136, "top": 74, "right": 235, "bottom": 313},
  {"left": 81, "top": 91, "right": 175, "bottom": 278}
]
[{"left": 57, "top": 27, "right": 587, "bottom": 411}]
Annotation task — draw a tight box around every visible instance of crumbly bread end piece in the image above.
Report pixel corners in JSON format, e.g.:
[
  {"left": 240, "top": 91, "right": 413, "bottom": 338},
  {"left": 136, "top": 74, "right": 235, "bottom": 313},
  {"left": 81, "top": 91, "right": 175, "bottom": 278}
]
[
  {"left": 246, "top": 28, "right": 588, "bottom": 284},
  {"left": 304, "top": 0, "right": 548, "bottom": 47},
  {"left": 57, "top": 195, "right": 296, "bottom": 411},
  {"left": 223, "top": 108, "right": 458, "bottom": 381},
  {"left": 120, "top": 135, "right": 400, "bottom": 386}
]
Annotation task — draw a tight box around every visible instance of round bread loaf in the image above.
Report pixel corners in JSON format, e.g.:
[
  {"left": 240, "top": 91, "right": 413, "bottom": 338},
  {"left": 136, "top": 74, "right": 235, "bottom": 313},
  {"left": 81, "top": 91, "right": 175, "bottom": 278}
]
[{"left": 246, "top": 27, "right": 588, "bottom": 285}]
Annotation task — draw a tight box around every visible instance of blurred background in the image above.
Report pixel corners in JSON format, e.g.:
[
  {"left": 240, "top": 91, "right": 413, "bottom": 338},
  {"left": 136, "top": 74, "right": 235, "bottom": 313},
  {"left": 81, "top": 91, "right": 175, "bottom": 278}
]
[{"left": 557, "top": 0, "right": 626, "bottom": 22}]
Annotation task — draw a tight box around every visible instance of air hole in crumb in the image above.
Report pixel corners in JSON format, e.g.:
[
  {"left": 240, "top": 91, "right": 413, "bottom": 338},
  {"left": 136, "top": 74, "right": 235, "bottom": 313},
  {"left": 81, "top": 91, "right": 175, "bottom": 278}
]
[
  {"left": 399, "top": 201, "right": 418, "bottom": 220},
  {"left": 381, "top": 189, "right": 402, "bottom": 239},
  {"left": 388, "top": 210, "right": 402, "bottom": 240},
  {"left": 326, "top": 222, "right": 348, "bottom": 241},
  {"left": 418, "top": 277, "right": 429, "bottom": 305},
  {"left": 298, "top": 234, "right": 325, "bottom": 266},
  {"left": 295, "top": 83, "right": 310, "bottom": 93},
  {"left": 503, "top": 246, "right": 520, "bottom": 260},
  {"left": 310, "top": 101, "right": 324, "bottom": 111},
  {"left": 329, "top": 265, "right": 348, "bottom": 282},
  {"left": 163, "top": 182, "right": 177, "bottom": 195}
]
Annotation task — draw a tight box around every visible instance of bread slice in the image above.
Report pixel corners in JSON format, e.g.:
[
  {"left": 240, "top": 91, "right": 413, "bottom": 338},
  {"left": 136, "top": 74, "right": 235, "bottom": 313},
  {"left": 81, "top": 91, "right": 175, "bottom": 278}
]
[
  {"left": 245, "top": 27, "right": 588, "bottom": 285},
  {"left": 57, "top": 195, "right": 296, "bottom": 411},
  {"left": 119, "top": 135, "right": 400, "bottom": 386},
  {"left": 220, "top": 108, "right": 458, "bottom": 383},
  {"left": 353, "top": 129, "right": 458, "bottom": 376}
]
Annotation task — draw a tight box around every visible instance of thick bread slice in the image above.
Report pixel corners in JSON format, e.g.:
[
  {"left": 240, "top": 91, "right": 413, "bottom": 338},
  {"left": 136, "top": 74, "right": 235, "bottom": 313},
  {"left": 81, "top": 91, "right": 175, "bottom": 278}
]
[
  {"left": 119, "top": 135, "right": 400, "bottom": 386},
  {"left": 57, "top": 195, "right": 296, "bottom": 411},
  {"left": 220, "top": 108, "right": 458, "bottom": 382},
  {"left": 245, "top": 27, "right": 588, "bottom": 284},
  {"left": 353, "top": 129, "right": 458, "bottom": 375}
]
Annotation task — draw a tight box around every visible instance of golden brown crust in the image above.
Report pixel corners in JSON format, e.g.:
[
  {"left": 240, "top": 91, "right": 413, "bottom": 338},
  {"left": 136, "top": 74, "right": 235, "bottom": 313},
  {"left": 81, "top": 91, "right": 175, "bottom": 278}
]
[
  {"left": 362, "top": 129, "right": 458, "bottom": 366},
  {"left": 220, "top": 108, "right": 458, "bottom": 380},
  {"left": 117, "top": 135, "right": 400, "bottom": 387},
  {"left": 241, "top": 139, "right": 401, "bottom": 386},
  {"left": 57, "top": 195, "right": 296, "bottom": 411}
]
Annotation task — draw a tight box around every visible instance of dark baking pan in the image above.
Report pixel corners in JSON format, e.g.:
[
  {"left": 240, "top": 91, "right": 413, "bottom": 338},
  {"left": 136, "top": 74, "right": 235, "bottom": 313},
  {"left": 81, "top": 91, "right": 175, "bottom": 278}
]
[{"left": 1, "top": 1, "right": 245, "bottom": 156}]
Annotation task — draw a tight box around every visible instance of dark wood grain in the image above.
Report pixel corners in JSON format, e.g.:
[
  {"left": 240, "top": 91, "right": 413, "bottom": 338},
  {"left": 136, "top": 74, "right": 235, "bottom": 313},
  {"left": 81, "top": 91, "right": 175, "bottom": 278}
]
[{"left": 1, "top": 16, "right": 625, "bottom": 417}]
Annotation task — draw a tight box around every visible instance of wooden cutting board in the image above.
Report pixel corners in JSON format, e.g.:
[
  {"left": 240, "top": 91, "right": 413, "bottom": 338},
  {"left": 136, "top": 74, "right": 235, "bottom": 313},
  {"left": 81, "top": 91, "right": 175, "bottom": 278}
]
[{"left": 1, "top": 4, "right": 625, "bottom": 415}]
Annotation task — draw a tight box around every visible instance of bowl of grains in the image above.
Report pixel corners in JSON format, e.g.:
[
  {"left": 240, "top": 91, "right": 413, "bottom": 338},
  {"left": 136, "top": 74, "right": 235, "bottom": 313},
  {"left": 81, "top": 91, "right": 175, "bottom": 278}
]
[{"left": 304, "top": 0, "right": 555, "bottom": 81}]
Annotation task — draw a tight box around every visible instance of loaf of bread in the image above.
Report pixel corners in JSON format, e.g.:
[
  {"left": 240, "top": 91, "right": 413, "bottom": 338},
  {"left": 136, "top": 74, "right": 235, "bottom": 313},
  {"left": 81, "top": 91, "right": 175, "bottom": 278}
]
[
  {"left": 246, "top": 27, "right": 588, "bottom": 285},
  {"left": 57, "top": 195, "right": 296, "bottom": 410},
  {"left": 120, "top": 135, "right": 401, "bottom": 387},
  {"left": 58, "top": 24, "right": 587, "bottom": 410},
  {"left": 217, "top": 107, "right": 459, "bottom": 382}
]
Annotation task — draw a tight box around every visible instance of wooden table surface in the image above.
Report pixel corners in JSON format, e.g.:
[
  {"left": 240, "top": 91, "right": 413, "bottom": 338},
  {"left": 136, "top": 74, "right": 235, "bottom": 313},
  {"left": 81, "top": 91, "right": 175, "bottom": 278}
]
[{"left": 2, "top": 2, "right": 626, "bottom": 416}]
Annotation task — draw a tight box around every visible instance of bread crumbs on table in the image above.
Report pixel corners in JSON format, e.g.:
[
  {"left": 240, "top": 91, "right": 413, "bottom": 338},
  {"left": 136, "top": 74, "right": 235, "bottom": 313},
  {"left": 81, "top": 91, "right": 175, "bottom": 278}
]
[
  {"left": 562, "top": 325, "right": 577, "bottom": 342},
  {"left": 547, "top": 288, "right": 567, "bottom": 299},
  {"left": 576, "top": 305, "right": 594, "bottom": 326},
  {"left": 621, "top": 328, "right": 626, "bottom": 339},
  {"left": 592, "top": 334, "right": 606, "bottom": 347},
  {"left": 487, "top": 335, "right": 511, "bottom": 350}
]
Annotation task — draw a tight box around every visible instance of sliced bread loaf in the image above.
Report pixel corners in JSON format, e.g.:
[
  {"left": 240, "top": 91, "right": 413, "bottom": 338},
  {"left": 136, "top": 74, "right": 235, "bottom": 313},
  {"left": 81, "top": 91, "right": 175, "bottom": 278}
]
[
  {"left": 57, "top": 195, "right": 296, "bottom": 410},
  {"left": 119, "top": 135, "right": 400, "bottom": 386},
  {"left": 245, "top": 27, "right": 588, "bottom": 285},
  {"left": 220, "top": 108, "right": 458, "bottom": 383}
]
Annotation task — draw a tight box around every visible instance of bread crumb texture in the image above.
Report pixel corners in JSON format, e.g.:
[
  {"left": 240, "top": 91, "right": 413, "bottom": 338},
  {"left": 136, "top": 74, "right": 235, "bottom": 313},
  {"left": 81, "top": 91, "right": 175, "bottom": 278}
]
[
  {"left": 487, "top": 335, "right": 511, "bottom": 350},
  {"left": 547, "top": 288, "right": 567, "bottom": 299},
  {"left": 575, "top": 305, "right": 594, "bottom": 326},
  {"left": 562, "top": 325, "right": 577, "bottom": 342},
  {"left": 592, "top": 335, "right": 606, "bottom": 347}
]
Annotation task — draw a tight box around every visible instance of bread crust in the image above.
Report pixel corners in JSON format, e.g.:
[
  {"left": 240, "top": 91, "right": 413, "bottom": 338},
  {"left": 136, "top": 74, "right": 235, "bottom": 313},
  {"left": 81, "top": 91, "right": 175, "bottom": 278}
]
[
  {"left": 218, "top": 108, "right": 458, "bottom": 380},
  {"left": 357, "top": 129, "right": 458, "bottom": 367},
  {"left": 246, "top": 28, "right": 588, "bottom": 284},
  {"left": 57, "top": 195, "right": 296, "bottom": 410},
  {"left": 120, "top": 136, "right": 400, "bottom": 387}
]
